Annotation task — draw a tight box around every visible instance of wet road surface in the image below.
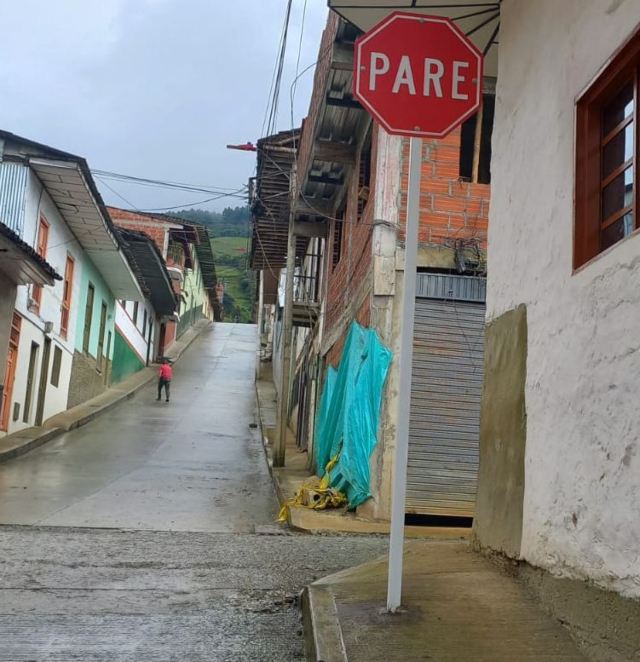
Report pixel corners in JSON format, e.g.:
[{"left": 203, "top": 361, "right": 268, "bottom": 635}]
[
  {"left": 0, "top": 323, "right": 277, "bottom": 531},
  {"left": 0, "top": 324, "right": 388, "bottom": 660}
]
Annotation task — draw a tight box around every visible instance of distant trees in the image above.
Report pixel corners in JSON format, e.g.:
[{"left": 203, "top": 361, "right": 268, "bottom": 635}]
[
  {"left": 174, "top": 205, "right": 256, "bottom": 323},
  {"left": 173, "top": 206, "right": 251, "bottom": 237}
]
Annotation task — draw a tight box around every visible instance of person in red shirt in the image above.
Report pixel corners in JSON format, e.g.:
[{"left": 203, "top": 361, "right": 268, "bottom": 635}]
[{"left": 157, "top": 358, "right": 172, "bottom": 403}]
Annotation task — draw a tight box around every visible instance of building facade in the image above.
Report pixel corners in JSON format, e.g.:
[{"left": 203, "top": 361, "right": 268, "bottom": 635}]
[
  {"left": 0, "top": 131, "right": 143, "bottom": 434},
  {"left": 471, "top": 0, "right": 640, "bottom": 600},
  {"left": 253, "top": 12, "right": 491, "bottom": 521},
  {"left": 107, "top": 208, "right": 219, "bottom": 356},
  {"left": 324, "top": 2, "right": 640, "bottom": 645},
  {"left": 0, "top": 222, "right": 60, "bottom": 432},
  {"left": 111, "top": 228, "right": 178, "bottom": 384}
]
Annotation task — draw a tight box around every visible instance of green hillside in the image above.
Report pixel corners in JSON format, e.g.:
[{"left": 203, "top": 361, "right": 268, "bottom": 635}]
[
  {"left": 173, "top": 207, "right": 255, "bottom": 323},
  {"left": 174, "top": 207, "right": 255, "bottom": 324},
  {"left": 212, "top": 236, "right": 255, "bottom": 323}
]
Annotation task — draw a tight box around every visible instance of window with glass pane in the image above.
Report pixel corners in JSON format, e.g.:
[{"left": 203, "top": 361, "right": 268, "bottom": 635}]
[
  {"left": 575, "top": 32, "right": 640, "bottom": 270},
  {"left": 600, "top": 81, "right": 635, "bottom": 250}
]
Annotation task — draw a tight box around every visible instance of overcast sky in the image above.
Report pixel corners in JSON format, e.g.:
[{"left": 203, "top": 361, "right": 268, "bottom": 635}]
[{"left": 0, "top": 0, "right": 328, "bottom": 212}]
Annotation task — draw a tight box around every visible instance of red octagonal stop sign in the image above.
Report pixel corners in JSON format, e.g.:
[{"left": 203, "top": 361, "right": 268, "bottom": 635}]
[{"left": 353, "top": 12, "right": 483, "bottom": 138}]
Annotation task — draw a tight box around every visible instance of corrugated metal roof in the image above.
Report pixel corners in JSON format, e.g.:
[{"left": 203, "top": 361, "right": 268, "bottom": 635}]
[
  {"left": 0, "top": 221, "right": 61, "bottom": 285},
  {"left": 0, "top": 162, "right": 27, "bottom": 235},
  {"left": 250, "top": 129, "right": 307, "bottom": 271},
  {"left": 298, "top": 17, "right": 367, "bottom": 220},
  {"left": 116, "top": 228, "right": 177, "bottom": 316},
  {"left": 0, "top": 130, "right": 143, "bottom": 300}
]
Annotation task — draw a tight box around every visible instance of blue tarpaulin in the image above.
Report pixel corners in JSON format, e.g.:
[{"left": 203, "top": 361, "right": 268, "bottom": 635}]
[{"left": 314, "top": 322, "right": 392, "bottom": 508}]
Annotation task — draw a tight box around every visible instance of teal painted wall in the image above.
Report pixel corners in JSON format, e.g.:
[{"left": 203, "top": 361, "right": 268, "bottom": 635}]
[
  {"left": 74, "top": 258, "right": 116, "bottom": 360},
  {"left": 111, "top": 330, "right": 144, "bottom": 384},
  {"left": 177, "top": 252, "right": 208, "bottom": 338}
]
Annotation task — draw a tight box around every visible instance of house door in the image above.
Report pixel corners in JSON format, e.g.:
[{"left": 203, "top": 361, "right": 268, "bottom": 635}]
[
  {"left": 158, "top": 323, "right": 166, "bottom": 359},
  {"left": 23, "top": 341, "right": 39, "bottom": 424},
  {"left": 1, "top": 313, "right": 21, "bottom": 431},
  {"left": 407, "top": 274, "right": 486, "bottom": 519},
  {"left": 295, "top": 364, "right": 310, "bottom": 451},
  {"left": 146, "top": 320, "right": 153, "bottom": 366},
  {"left": 96, "top": 301, "right": 108, "bottom": 372},
  {"left": 104, "top": 331, "right": 112, "bottom": 386},
  {"left": 35, "top": 337, "right": 51, "bottom": 426}
]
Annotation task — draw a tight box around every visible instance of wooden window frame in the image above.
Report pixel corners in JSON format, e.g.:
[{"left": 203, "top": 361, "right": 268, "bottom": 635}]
[
  {"left": 50, "top": 345, "right": 62, "bottom": 388},
  {"left": 459, "top": 92, "right": 495, "bottom": 185},
  {"left": 82, "top": 283, "right": 95, "bottom": 355},
  {"left": 60, "top": 254, "right": 74, "bottom": 339},
  {"left": 31, "top": 215, "right": 50, "bottom": 313},
  {"left": 575, "top": 29, "right": 640, "bottom": 270}
]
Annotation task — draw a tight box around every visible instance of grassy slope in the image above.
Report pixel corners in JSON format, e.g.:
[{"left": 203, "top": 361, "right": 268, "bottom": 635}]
[
  {"left": 214, "top": 236, "right": 249, "bottom": 257},
  {"left": 211, "top": 236, "right": 253, "bottom": 323}
]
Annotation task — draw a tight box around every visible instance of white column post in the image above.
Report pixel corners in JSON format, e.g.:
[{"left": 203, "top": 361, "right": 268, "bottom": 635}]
[
  {"left": 255, "top": 270, "right": 265, "bottom": 381},
  {"left": 275, "top": 164, "right": 297, "bottom": 468},
  {"left": 387, "top": 136, "right": 421, "bottom": 612}
]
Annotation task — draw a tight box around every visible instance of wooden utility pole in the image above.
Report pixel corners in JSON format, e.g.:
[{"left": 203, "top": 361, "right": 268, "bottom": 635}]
[
  {"left": 471, "top": 102, "right": 484, "bottom": 184},
  {"left": 274, "top": 164, "right": 297, "bottom": 467},
  {"left": 255, "top": 270, "right": 264, "bottom": 381}
]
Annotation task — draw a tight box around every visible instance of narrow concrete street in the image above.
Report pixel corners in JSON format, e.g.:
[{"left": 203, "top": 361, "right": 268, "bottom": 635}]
[
  {"left": 0, "top": 323, "right": 277, "bottom": 532},
  {"left": 0, "top": 324, "right": 387, "bottom": 661}
]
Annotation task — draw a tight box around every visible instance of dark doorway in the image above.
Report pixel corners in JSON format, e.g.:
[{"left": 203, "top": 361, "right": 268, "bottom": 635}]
[
  {"left": 146, "top": 319, "right": 153, "bottom": 366},
  {"left": 104, "top": 331, "right": 112, "bottom": 386},
  {"left": 23, "top": 342, "right": 39, "bottom": 423},
  {"left": 82, "top": 283, "right": 95, "bottom": 354},
  {"left": 35, "top": 337, "right": 51, "bottom": 426}
]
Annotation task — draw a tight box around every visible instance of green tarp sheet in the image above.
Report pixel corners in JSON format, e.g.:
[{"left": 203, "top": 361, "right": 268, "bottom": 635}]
[{"left": 314, "top": 321, "right": 392, "bottom": 508}]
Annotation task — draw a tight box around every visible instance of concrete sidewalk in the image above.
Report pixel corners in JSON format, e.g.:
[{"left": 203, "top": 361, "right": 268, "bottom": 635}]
[
  {"left": 303, "top": 540, "right": 587, "bottom": 662},
  {"left": 255, "top": 377, "right": 468, "bottom": 539},
  {"left": 0, "top": 320, "right": 211, "bottom": 463}
]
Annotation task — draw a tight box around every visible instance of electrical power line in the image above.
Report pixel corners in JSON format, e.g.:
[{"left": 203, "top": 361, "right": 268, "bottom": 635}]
[
  {"left": 290, "top": 0, "right": 309, "bottom": 134},
  {"left": 266, "top": 0, "right": 293, "bottom": 137},
  {"left": 95, "top": 176, "right": 140, "bottom": 210},
  {"left": 140, "top": 187, "right": 248, "bottom": 212},
  {"left": 92, "top": 169, "right": 243, "bottom": 196}
]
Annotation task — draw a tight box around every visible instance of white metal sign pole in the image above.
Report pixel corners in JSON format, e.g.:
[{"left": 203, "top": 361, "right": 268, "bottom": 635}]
[{"left": 387, "top": 135, "right": 422, "bottom": 612}]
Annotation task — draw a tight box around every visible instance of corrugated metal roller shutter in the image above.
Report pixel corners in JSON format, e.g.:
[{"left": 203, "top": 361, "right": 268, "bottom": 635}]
[{"left": 407, "top": 274, "right": 485, "bottom": 518}]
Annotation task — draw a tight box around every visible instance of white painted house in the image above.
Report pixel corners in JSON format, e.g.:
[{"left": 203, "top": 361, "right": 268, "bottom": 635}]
[
  {"left": 469, "top": 0, "right": 640, "bottom": 604},
  {"left": 0, "top": 131, "right": 142, "bottom": 435},
  {"left": 327, "top": 0, "right": 640, "bottom": 650},
  {"left": 112, "top": 228, "right": 178, "bottom": 383}
]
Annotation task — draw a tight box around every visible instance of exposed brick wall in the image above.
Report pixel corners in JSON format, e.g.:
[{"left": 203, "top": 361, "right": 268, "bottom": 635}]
[
  {"left": 323, "top": 125, "right": 378, "bottom": 342},
  {"left": 325, "top": 296, "right": 372, "bottom": 369},
  {"left": 398, "top": 129, "right": 490, "bottom": 248},
  {"left": 325, "top": 334, "right": 344, "bottom": 369},
  {"left": 297, "top": 14, "right": 376, "bottom": 359},
  {"left": 107, "top": 207, "right": 169, "bottom": 257}
]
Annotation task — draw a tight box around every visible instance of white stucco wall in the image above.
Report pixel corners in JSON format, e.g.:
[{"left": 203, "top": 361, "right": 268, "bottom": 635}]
[
  {"left": 8, "top": 316, "right": 74, "bottom": 433},
  {"left": 8, "top": 171, "right": 83, "bottom": 432},
  {"left": 489, "top": 0, "right": 640, "bottom": 597},
  {"left": 115, "top": 299, "right": 155, "bottom": 364}
]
